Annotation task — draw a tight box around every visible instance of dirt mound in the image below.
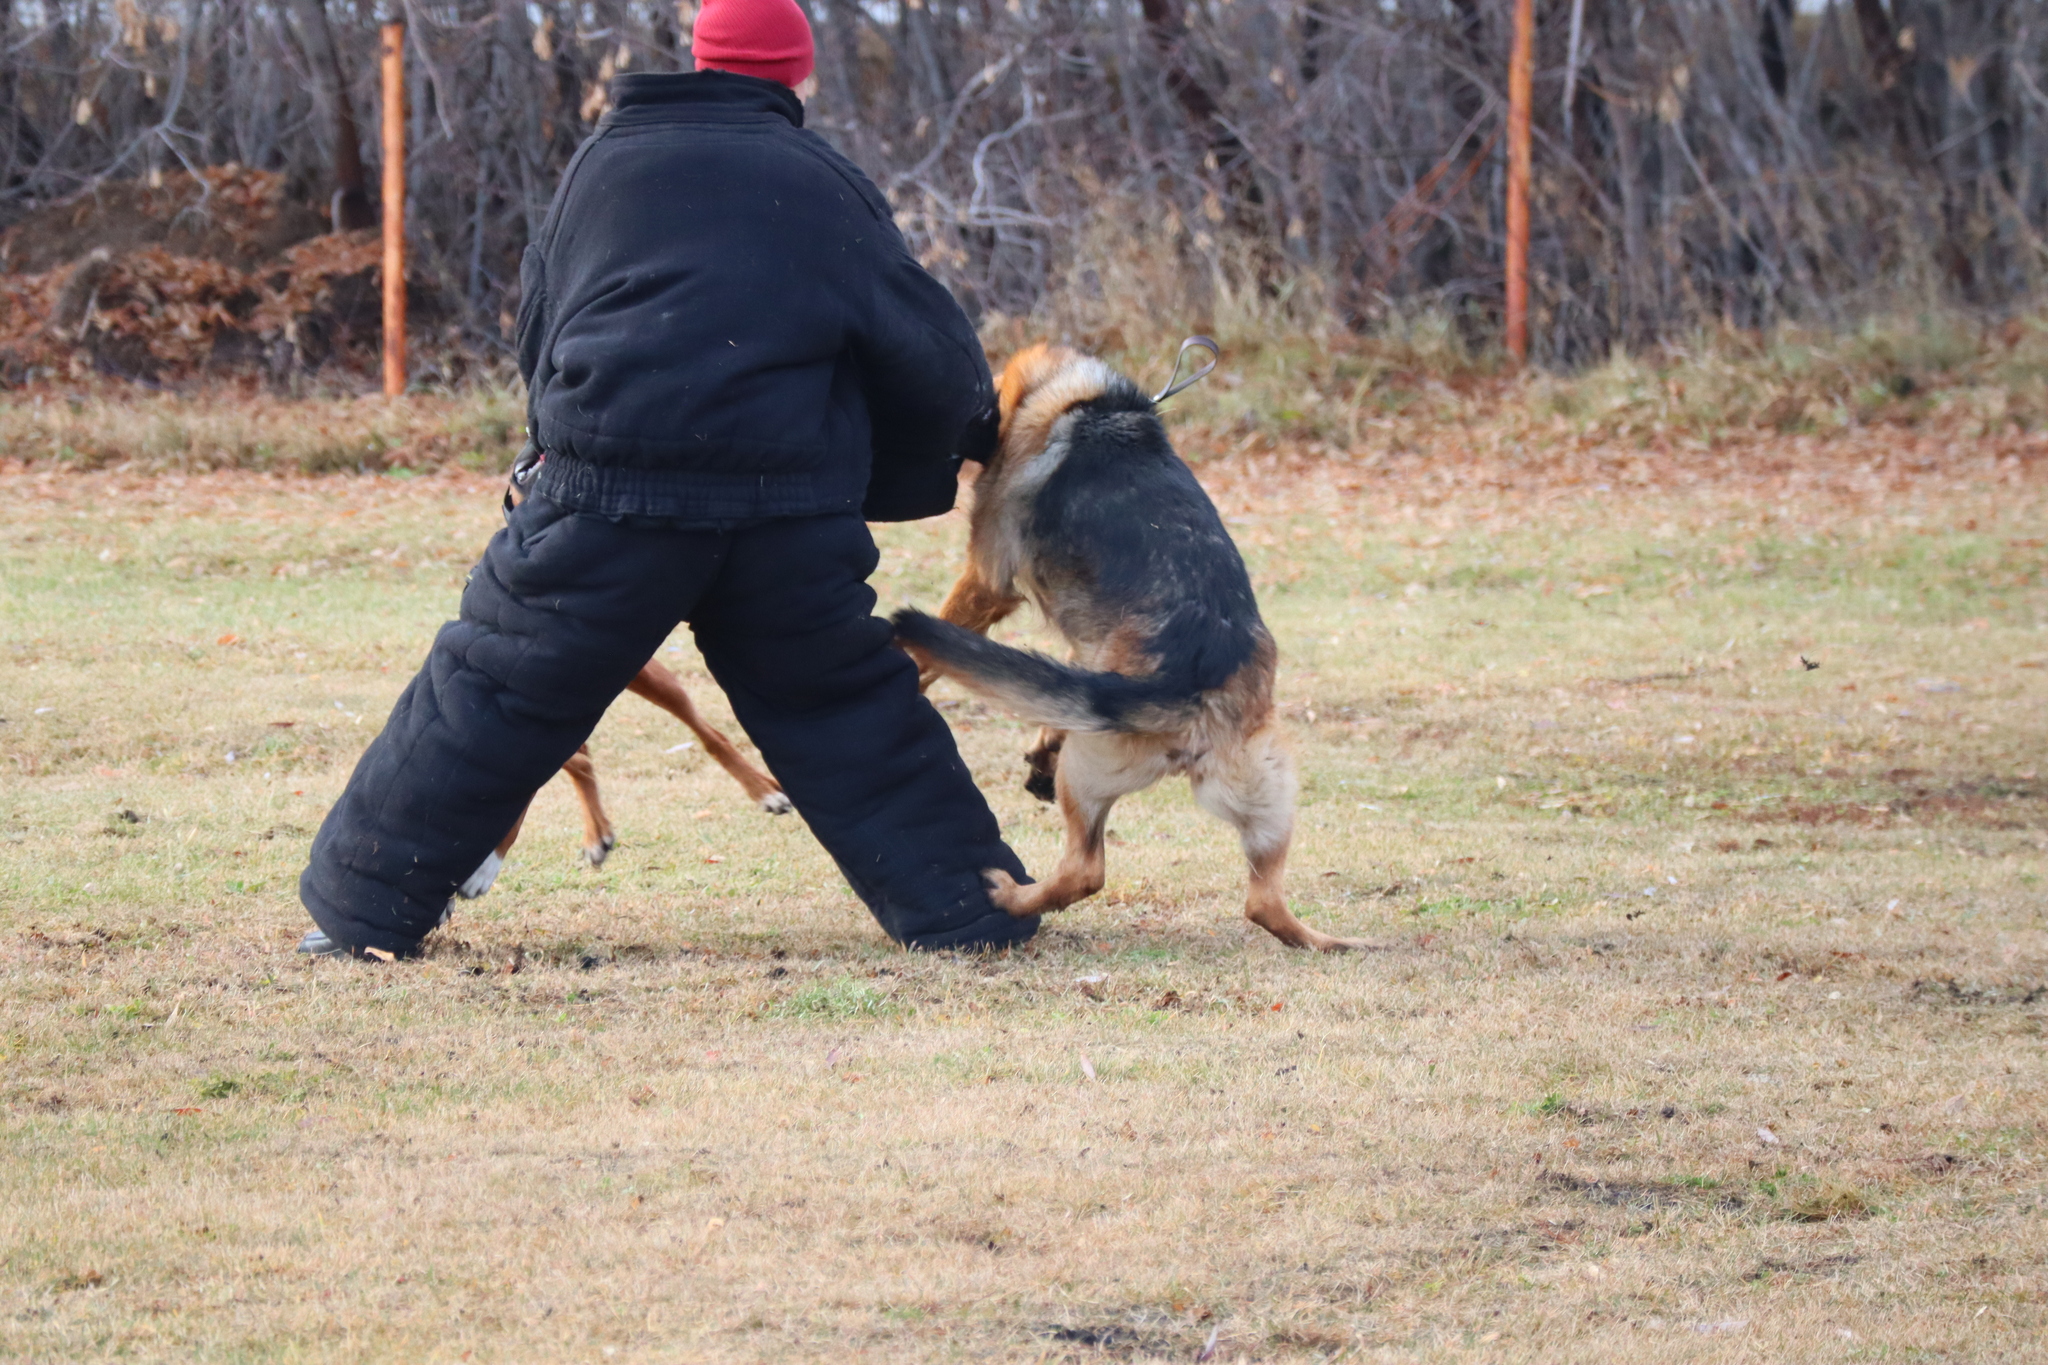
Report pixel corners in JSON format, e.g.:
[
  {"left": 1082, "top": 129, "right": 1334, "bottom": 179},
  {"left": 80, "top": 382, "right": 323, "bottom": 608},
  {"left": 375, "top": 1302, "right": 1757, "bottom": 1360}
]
[
  {"left": 0, "top": 167, "right": 396, "bottom": 387},
  {"left": 0, "top": 165, "right": 327, "bottom": 275}
]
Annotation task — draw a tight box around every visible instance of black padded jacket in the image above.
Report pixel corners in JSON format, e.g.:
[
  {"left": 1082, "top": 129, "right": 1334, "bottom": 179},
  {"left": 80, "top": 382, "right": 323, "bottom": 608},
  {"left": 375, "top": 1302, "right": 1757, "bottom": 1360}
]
[{"left": 515, "top": 71, "right": 993, "bottom": 523}]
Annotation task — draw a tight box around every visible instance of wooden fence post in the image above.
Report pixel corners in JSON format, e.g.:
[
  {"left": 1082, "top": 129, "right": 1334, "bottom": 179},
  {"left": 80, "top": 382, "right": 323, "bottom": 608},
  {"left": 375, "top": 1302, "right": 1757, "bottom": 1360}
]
[
  {"left": 1505, "top": 0, "right": 1532, "bottom": 365},
  {"left": 380, "top": 18, "right": 407, "bottom": 397}
]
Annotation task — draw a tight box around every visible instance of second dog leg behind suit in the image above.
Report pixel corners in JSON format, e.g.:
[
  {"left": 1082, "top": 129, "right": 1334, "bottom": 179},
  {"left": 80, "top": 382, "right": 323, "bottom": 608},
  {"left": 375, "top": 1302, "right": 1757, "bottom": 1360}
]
[
  {"left": 301, "top": 498, "right": 1032, "bottom": 953},
  {"left": 689, "top": 515, "right": 1034, "bottom": 950},
  {"left": 301, "top": 496, "right": 699, "bottom": 955}
]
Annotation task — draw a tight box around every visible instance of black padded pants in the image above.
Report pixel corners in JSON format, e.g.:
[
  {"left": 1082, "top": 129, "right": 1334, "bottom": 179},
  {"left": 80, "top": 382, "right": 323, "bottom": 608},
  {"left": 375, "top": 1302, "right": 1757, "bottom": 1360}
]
[{"left": 299, "top": 496, "right": 1035, "bottom": 955}]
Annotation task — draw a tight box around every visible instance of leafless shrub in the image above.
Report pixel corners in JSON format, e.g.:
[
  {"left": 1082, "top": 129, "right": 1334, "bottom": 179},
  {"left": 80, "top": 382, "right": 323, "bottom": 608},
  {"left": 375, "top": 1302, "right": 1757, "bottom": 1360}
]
[{"left": 1, "top": 1, "right": 2042, "bottom": 364}]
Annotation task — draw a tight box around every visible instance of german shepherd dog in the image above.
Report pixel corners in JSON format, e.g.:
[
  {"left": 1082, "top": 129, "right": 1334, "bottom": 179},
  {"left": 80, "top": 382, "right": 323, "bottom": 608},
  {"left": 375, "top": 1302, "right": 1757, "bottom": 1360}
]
[
  {"left": 893, "top": 344, "right": 1364, "bottom": 951},
  {"left": 454, "top": 484, "right": 792, "bottom": 901}
]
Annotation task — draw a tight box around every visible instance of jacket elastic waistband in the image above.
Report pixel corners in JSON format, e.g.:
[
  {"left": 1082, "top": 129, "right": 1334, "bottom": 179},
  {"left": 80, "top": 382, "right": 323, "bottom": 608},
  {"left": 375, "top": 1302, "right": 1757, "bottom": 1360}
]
[{"left": 528, "top": 450, "right": 861, "bottom": 522}]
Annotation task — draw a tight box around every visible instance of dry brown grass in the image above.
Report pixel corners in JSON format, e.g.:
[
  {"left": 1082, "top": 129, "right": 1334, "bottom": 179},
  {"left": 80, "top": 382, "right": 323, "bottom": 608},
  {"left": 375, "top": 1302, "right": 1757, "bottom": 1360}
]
[
  {"left": 9, "top": 308, "right": 2048, "bottom": 484},
  {"left": 1, "top": 409, "right": 2044, "bottom": 1361},
  {"left": 0, "top": 384, "right": 524, "bottom": 474}
]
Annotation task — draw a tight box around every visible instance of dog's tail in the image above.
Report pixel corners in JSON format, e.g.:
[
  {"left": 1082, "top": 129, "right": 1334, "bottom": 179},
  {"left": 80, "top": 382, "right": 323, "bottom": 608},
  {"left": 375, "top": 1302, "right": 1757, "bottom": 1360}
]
[{"left": 893, "top": 609, "right": 1202, "bottom": 734}]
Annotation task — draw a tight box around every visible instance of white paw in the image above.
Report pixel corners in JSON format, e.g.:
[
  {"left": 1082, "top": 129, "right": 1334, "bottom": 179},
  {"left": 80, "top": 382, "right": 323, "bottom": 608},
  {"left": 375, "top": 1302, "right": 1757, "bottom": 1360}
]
[
  {"left": 758, "top": 791, "right": 794, "bottom": 815},
  {"left": 583, "top": 834, "right": 616, "bottom": 867},
  {"left": 457, "top": 851, "right": 504, "bottom": 899}
]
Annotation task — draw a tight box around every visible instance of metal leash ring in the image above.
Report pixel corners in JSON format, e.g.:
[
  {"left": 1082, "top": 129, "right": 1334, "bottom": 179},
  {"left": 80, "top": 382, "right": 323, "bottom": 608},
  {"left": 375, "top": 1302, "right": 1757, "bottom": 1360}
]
[{"left": 1151, "top": 334, "right": 1220, "bottom": 404}]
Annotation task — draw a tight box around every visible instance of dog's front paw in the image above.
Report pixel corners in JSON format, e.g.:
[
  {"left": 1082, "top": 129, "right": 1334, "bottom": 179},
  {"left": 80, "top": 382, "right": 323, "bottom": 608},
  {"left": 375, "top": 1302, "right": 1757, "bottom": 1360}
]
[
  {"left": 457, "top": 851, "right": 505, "bottom": 899},
  {"left": 1306, "top": 931, "right": 1384, "bottom": 954},
  {"left": 757, "top": 791, "right": 794, "bottom": 815},
  {"left": 582, "top": 833, "right": 617, "bottom": 867},
  {"left": 981, "top": 868, "right": 1031, "bottom": 916}
]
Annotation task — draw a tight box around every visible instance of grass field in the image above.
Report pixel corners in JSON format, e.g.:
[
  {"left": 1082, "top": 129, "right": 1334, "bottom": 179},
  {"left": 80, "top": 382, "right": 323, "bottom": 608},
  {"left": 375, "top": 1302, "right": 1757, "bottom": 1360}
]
[{"left": 2, "top": 414, "right": 2045, "bottom": 1362}]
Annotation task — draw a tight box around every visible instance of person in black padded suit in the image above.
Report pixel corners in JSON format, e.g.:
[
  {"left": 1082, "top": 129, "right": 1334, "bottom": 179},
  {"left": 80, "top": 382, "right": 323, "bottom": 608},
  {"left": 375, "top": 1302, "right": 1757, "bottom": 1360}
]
[{"left": 295, "top": 0, "right": 1036, "bottom": 958}]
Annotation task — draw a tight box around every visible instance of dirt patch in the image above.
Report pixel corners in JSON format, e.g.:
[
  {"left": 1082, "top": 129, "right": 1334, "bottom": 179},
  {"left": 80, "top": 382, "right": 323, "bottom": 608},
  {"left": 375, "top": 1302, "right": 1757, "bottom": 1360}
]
[
  {"left": 1888, "top": 1153, "right": 1968, "bottom": 1179},
  {"left": 1909, "top": 979, "right": 2048, "bottom": 1008},
  {"left": 1753, "top": 777, "right": 2044, "bottom": 831},
  {"left": 1539, "top": 1171, "right": 1745, "bottom": 1212},
  {"left": 1037, "top": 1320, "right": 1189, "bottom": 1359},
  {"left": 1749, "top": 1253, "right": 1863, "bottom": 1279},
  {"left": 1762, "top": 948, "right": 1892, "bottom": 982}
]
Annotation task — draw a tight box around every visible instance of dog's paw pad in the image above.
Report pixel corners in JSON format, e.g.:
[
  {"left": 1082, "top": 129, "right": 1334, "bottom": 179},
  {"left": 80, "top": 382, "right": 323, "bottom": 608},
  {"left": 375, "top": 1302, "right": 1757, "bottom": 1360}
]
[
  {"left": 757, "top": 791, "right": 794, "bottom": 815},
  {"left": 457, "top": 851, "right": 505, "bottom": 899}
]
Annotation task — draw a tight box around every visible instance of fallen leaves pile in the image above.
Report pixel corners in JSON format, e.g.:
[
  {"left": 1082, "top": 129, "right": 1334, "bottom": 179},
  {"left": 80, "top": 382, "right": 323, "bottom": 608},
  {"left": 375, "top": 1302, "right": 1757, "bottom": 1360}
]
[{"left": 0, "top": 167, "right": 381, "bottom": 384}]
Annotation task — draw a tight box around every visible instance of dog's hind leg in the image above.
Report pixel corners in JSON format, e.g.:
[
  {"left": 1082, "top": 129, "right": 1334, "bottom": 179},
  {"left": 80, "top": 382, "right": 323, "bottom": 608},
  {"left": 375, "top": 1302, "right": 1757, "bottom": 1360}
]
[
  {"left": 1194, "top": 734, "right": 1368, "bottom": 952},
  {"left": 912, "top": 566, "right": 1023, "bottom": 691},
  {"left": 561, "top": 745, "right": 618, "bottom": 866},
  {"left": 459, "top": 803, "right": 529, "bottom": 899},
  {"left": 984, "top": 736, "right": 1162, "bottom": 918},
  {"left": 626, "top": 659, "right": 792, "bottom": 814}
]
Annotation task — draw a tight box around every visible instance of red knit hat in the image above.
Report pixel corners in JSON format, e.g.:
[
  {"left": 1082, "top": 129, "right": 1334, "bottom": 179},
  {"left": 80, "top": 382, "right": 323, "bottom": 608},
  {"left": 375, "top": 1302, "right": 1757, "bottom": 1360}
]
[{"left": 693, "top": 0, "right": 815, "bottom": 90}]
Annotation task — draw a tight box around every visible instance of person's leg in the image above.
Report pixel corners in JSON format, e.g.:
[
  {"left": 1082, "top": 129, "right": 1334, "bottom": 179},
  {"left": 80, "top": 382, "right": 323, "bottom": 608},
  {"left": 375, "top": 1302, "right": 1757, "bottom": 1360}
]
[
  {"left": 298, "top": 497, "right": 728, "bottom": 956},
  {"left": 689, "top": 515, "right": 1037, "bottom": 951}
]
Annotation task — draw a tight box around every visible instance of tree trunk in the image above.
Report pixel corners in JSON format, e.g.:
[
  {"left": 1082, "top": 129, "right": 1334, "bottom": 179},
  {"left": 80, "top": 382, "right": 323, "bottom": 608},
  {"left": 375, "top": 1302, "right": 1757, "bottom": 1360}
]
[
  {"left": 1850, "top": 0, "right": 1926, "bottom": 161},
  {"left": 1759, "top": 0, "right": 1793, "bottom": 99},
  {"left": 286, "top": 0, "right": 375, "bottom": 228},
  {"left": 0, "top": 0, "right": 20, "bottom": 190},
  {"left": 1139, "top": 0, "right": 1255, "bottom": 205},
  {"left": 819, "top": 0, "right": 876, "bottom": 164}
]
